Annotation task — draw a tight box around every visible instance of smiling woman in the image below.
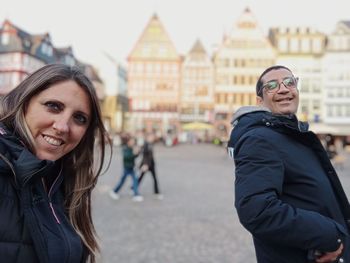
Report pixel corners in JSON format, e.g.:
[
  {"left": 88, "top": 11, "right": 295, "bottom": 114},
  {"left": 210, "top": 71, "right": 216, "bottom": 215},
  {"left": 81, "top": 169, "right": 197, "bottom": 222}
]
[
  {"left": 0, "top": 64, "right": 112, "bottom": 263},
  {"left": 24, "top": 80, "right": 91, "bottom": 161}
]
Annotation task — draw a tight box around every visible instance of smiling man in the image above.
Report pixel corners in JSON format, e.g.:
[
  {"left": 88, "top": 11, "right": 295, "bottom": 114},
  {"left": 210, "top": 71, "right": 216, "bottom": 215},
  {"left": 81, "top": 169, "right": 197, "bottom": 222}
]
[{"left": 228, "top": 65, "right": 350, "bottom": 263}]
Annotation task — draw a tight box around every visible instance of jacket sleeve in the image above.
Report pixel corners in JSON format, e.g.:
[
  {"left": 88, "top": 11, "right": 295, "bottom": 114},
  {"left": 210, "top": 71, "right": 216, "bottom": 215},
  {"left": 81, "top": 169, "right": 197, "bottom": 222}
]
[{"left": 234, "top": 133, "right": 347, "bottom": 252}]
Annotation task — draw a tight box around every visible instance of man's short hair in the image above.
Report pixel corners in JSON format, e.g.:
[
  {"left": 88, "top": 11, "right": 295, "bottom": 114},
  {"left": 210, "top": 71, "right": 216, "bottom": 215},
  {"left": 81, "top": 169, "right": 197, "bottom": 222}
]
[{"left": 256, "top": 65, "right": 293, "bottom": 97}]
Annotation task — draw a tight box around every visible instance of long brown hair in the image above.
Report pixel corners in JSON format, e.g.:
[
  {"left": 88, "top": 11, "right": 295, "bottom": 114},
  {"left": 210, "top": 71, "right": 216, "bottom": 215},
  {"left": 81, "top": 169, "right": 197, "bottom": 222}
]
[{"left": 0, "top": 63, "right": 112, "bottom": 262}]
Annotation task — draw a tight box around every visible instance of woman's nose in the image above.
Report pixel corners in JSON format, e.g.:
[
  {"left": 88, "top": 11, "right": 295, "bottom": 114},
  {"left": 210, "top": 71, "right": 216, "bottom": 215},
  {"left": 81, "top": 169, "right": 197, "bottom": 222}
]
[{"left": 53, "top": 119, "right": 69, "bottom": 133}]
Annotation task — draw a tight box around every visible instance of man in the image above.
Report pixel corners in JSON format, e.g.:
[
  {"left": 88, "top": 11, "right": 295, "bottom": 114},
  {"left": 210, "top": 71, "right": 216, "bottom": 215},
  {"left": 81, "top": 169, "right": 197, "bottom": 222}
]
[
  {"left": 137, "top": 134, "right": 163, "bottom": 200},
  {"left": 109, "top": 136, "right": 144, "bottom": 202},
  {"left": 228, "top": 65, "right": 350, "bottom": 262}
]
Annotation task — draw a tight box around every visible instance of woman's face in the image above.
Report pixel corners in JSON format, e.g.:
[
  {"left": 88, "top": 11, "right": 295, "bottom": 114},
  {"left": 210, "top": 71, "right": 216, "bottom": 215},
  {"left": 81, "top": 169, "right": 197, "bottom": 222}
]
[{"left": 25, "top": 80, "right": 91, "bottom": 161}]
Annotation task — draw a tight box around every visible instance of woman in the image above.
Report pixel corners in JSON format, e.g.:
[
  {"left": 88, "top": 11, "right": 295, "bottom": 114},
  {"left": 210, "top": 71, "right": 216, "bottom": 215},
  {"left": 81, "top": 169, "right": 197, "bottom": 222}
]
[{"left": 0, "top": 64, "right": 111, "bottom": 263}]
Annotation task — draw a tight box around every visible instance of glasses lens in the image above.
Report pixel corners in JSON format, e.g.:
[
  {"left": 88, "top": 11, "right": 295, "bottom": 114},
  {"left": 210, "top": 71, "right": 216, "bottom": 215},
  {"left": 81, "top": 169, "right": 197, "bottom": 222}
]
[
  {"left": 264, "top": 81, "right": 278, "bottom": 92},
  {"left": 283, "top": 77, "right": 296, "bottom": 87}
]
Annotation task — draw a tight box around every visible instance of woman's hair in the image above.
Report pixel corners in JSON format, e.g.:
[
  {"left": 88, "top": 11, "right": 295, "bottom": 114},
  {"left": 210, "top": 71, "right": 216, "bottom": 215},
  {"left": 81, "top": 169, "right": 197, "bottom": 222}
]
[
  {"left": 256, "top": 65, "right": 293, "bottom": 98},
  {"left": 0, "top": 63, "right": 111, "bottom": 263}
]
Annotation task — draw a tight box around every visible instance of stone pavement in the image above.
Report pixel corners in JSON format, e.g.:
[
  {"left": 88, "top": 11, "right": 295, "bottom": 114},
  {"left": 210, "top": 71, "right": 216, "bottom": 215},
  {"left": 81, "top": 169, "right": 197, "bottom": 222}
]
[{"left": 92, "top": 144, "right": 350, "bottom": 263}]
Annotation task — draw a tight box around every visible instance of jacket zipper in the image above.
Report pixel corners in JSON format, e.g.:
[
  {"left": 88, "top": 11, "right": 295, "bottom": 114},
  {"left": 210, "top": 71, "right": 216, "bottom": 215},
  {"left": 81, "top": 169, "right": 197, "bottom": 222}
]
[
  {"left": 49, "top": 202, "right": 60, "bottom": 224},
  {"left": 41, "top": 168, "right": 72, "bottom": 261},
  {"left": 42, "top": 168, "right": 62, "bottom": 224}
]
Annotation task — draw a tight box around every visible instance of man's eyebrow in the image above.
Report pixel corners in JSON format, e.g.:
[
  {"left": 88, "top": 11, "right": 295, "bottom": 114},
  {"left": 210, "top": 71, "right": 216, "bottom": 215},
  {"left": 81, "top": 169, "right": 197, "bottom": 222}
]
[
  {"left": 265, "top": 76, "right": 293, "bottom": 83},
  {"left": 265, "top": 79, "right": 278, "bottom": 83}
]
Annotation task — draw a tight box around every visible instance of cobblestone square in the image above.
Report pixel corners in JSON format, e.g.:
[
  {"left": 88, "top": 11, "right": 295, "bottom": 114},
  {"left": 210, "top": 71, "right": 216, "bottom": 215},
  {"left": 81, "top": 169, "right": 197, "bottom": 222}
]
[{"left": 93, "top": 144, "right": 350, "bottom": 263}]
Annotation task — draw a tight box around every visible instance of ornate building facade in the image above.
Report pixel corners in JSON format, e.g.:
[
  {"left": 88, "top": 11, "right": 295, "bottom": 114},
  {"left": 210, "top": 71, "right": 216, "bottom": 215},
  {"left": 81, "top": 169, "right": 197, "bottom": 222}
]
[
  {"left": 127, "top": 14, "right": 181, "bottom": 137},
  {"left": 0, "top": 20, "right": 104, "bottom": 98},
  {"left": 269, "top": 26, "right": 326, "bottom": 123},
  {"left": 323, "top": 21, "right": 350, "bottom": 132},
  {"left": 212, "top": 8, "right": 276, "bottom": 137},
  {"left": 181, "top": 39, "right": 214, "bottom": 123}
]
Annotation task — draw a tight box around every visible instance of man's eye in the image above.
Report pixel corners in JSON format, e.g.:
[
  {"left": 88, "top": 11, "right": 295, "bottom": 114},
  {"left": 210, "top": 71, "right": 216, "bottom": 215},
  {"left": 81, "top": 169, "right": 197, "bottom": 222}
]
[
  {"left": 74, "top": 114, "right": 88, "bottom": 125},
  {"left": 265, "top": 81, "right": 278, "bottom": 90},
  {"left": 284, "top": 78, "right": 295, "bottom": 87}
]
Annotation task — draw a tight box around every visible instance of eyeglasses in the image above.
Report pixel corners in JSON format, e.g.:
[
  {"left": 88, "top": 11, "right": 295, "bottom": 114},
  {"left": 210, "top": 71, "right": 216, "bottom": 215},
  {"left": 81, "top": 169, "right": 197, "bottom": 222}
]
[{"left": 261, "top": 77, "right": 299, "bottom": 94}]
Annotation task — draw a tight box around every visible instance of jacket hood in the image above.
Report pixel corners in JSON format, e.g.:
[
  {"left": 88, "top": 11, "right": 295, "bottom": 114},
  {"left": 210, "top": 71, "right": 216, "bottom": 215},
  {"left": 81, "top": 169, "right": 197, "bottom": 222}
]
[
  {"left": 228, "top": 106, "right": 309, "bottom": 154},
  {"left": 231, "top": 106, "right": 271, "bottom": 126}
]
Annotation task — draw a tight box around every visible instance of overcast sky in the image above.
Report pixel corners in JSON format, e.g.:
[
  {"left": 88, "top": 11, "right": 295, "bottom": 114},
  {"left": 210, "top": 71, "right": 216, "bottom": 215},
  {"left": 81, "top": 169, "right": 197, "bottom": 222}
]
[{"left": 1, "top": 0, "right": 349, "bottom": 90}]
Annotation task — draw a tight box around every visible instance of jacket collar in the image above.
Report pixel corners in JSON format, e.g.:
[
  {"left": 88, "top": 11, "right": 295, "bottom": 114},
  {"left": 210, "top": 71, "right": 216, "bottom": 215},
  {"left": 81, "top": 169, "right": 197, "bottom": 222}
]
[
  {"left": 228, "top": 107, "right": 309, "bottom": 150},
  {"left": 0, "top": 123, "right": 55, "bottom": 187}
]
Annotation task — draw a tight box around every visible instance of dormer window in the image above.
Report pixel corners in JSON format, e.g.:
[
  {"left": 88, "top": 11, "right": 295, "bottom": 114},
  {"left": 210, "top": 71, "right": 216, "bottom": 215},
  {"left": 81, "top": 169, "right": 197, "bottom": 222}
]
[
  {"left": 47, "top": 45, "right": 53, "bottom": 56},
  {"left": 41, "top": 43, "right": 53, "bottom": 56},
  {"left": 65, "top": 56, "right": 75, "bottom": 66},
  {"left": 41, "top": 43, "right": 48, "bottom": 54},
  {"left": 1, "top": 32, "right": 9, "bottom": 45},
  {"left": 24, "top": 39, "right": 31, "bottom": 47}
]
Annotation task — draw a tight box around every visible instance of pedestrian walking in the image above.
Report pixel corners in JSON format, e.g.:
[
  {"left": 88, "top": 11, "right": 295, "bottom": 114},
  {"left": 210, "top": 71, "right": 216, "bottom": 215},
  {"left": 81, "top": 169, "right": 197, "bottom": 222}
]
[
  {"left": 0, "top": 64, "right": 111, "bottom": 263},
  {"left": 228, "top": 65, "right": 350, "bottom": 262},
  {"left": 137, "top": 134, "right": 163, "bottom": 199},
  {"left": 110, "top": 136, "right": 143, "bottom": 202}
]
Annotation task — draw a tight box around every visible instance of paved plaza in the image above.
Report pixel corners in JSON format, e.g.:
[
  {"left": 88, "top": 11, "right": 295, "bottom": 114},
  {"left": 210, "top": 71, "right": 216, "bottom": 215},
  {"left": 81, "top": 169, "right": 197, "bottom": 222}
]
[{"left": 92, "top": 143, "right": 350, "bottom": 263}]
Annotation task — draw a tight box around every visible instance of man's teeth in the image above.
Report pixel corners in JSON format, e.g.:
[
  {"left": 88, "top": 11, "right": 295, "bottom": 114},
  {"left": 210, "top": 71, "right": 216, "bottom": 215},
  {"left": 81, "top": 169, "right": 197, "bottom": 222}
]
[{"left": 43, "top": 136, "right": 62, "bottom": 146}]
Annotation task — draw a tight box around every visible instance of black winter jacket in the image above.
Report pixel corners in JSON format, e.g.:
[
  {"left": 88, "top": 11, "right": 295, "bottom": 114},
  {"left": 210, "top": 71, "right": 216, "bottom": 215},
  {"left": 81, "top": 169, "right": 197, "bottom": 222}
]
[
  {"left": 0, "top": 124, "right": 84, "bottom": 263},
  {"left": 139, "top": 142, "right": 155, "bottom": 169},
  {"left": 228, "top": 106, "right": 350, "bottom": 263}
]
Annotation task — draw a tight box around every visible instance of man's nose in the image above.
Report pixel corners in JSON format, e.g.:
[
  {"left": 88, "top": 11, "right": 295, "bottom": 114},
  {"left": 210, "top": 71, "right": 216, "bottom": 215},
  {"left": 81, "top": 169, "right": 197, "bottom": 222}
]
[{"left": 277, "top": 82, "right": 289, "bottom": 93}]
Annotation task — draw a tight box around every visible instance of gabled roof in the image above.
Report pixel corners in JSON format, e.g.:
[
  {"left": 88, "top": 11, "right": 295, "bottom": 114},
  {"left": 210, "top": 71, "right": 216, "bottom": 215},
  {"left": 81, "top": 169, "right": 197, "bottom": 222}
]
[
  {"left": 331, "top": 20, "right": 350, "bottom": 35},
  {"left": 0, "top": 19, "right": 32, "bottom": 53},
  {"left": 55, "top": 46, "right": 73, "bottom": 58},
  {"left": 0, "top": 20, "right": 56, "bottom": 63},
  {"left": 30, "top": 33, "right": 50, "bottom": 52},
  {"left": 77, "top": 60, "right": 103, "bottom": 83},
  {"left": 189, "top": 39, "right": 207, "bottom": 55},
  {"left": 213, "top": 7, "right": 275, "bottom": 59},
  {"left": 128, "top": 13, "right": 179, "bottom": 61},
  {"left": 341, "top": 21, "right": 350, "bottom": 29}
]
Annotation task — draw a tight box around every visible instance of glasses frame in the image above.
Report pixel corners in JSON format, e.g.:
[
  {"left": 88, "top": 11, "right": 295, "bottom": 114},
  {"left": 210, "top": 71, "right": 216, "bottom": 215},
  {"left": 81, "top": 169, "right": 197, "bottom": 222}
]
[{"left": 260, "top": 76, "right": 299, "bottom": 94}]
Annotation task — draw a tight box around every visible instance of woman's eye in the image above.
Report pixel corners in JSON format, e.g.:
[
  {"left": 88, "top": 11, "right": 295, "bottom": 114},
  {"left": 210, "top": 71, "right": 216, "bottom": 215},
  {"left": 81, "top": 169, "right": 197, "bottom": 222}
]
[
  {"left": 74, "top": 114, "right": 88, "bottom": 125},
  {"left": 45, "top": 101, "right": 61, "bottom": 112}
]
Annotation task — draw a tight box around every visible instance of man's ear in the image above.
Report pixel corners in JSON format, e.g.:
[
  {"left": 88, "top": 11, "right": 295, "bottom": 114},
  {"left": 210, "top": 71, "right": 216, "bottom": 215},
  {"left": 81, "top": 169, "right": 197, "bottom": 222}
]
[{"left": 256, "top": 96, "right": 263, "bottom": 105}]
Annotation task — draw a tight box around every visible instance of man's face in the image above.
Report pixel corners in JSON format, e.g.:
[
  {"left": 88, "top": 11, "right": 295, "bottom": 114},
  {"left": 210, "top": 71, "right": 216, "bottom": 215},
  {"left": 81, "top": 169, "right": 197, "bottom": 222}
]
[{"left": 257, "top": 68, "right": 299, "bottom": 115}]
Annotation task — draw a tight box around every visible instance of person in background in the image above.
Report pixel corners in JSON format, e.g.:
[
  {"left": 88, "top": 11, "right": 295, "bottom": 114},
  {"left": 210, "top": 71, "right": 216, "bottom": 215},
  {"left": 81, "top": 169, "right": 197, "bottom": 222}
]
[
  {"left": 228, "top": 65, "right": 350, "bottom": 262},
  {"left": 0, "top": 64, "right": 111, "bottom": 263},
  {"left": 109, "top": 135, "right": 143, "bottom": 202},
  {"left": 137, "top": 134, "right": 163, "bottom": 200}
]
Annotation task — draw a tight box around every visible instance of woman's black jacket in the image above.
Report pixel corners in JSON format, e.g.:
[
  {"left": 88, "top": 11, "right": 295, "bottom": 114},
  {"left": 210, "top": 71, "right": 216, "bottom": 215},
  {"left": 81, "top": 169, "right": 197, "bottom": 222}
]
[{"left": 0, "top": 124, "right": 84, "bottom": 263}]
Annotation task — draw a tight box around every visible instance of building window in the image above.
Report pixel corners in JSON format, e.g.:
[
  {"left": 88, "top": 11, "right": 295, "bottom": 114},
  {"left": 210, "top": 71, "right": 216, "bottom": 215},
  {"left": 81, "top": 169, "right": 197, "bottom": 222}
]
[
  {"left": 41, "top": 43, "right": 48, "bottom": 54},
  {"left": 336, "top": 105, "right": 342, "bottom": 116},
  {"left": 301, "top": 39, "right": 310, "bottom": 53},
  {"left": 346, "top": 105, "right": 350, "bottom": 116},
  {"left": 327, "top": 106, "right": 333, "bottom": 117},
  {"left": 312, "top": 39, "right": 322, "bottom": 53},
  {"left": 1, "top": 33, "right": 9, "bottom": 45},
  {"left": 290, "top": 38, "right": 299, "bottom": 52},
  {"left": 278, "top": 38, "right": 288, "bottom": 52},
  {"left": 312, "top": 83, "right": 321, "bottom": 93}
]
